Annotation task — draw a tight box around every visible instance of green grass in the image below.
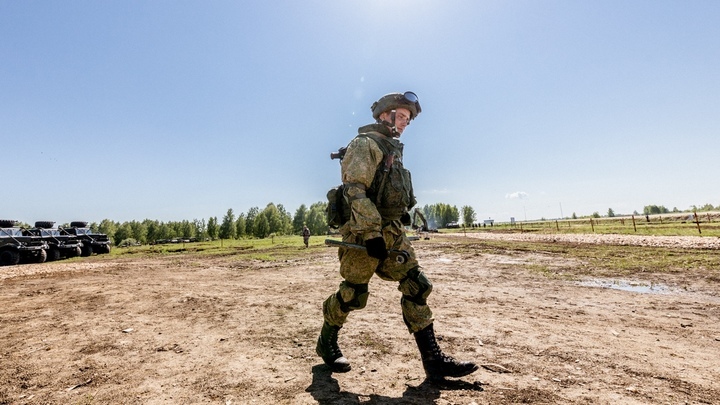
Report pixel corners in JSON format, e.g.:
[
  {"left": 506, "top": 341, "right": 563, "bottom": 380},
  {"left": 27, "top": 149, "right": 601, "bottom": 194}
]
[
  {"left": 110, "top": 235, "right": 326, "bottom": 261},
  {"left": 446, "top": 237, "right": 720, "bottom": 280},
  {"left": 104, "top": 227, "right": 719, "bottom": 283}
]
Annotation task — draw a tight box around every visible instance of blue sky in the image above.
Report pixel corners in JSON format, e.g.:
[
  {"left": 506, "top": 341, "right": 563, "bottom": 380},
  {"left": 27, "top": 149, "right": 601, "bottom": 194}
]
[{"left": 2, "top": 0, "right": 718, "bottom": 224}]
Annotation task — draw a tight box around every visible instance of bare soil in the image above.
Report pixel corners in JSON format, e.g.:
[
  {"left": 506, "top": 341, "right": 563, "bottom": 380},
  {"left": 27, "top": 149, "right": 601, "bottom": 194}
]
[{"left": 1, "top": 233, "right": 719, "bottom": 404}]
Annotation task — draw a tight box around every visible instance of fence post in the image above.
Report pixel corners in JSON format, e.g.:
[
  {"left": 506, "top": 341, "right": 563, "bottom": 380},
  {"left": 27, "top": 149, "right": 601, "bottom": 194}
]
[
  {"left": 590, "top": 218, "right": 595, "bottom": 232},
  {"left": 631, "top": 215, "right": 637, "bottom": 232},
  {"left": 694, "top": 211, "right": 702, "bottom": 234}
]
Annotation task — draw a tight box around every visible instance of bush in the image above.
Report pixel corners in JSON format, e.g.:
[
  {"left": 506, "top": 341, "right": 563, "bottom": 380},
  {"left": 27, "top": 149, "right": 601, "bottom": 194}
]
[{"left": 118, "top": 238, "right": 140, "bottom": 247}]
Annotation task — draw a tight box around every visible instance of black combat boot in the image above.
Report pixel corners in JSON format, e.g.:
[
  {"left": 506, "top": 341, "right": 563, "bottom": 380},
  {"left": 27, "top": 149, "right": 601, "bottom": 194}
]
[
  {"left": 316, "top": 321, "right": 351, "bottom": 372},
  {"left": 414, "top": 323, "right": 478, "bottom": 381}
]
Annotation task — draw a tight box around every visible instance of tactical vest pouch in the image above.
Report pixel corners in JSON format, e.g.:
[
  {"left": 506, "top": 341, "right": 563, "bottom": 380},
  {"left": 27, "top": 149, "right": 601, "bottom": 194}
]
[{"left": 326, "top": 185, "right": 350, "bottom": 229}]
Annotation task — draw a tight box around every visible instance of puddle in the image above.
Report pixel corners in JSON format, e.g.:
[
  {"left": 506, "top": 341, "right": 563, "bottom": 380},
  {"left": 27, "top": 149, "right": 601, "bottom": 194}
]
[{"left": 577, "top": 279, "right": 676, "bottom": 294}]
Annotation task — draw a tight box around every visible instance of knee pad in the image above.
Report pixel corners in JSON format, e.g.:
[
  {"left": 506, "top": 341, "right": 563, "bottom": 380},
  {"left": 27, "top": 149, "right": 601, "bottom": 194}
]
[
  {"left": 336, "top": 281, "right": 369, "bottom": 312},
  {"left": 399, "top": 267, "right": 433, "bottom": 306}
]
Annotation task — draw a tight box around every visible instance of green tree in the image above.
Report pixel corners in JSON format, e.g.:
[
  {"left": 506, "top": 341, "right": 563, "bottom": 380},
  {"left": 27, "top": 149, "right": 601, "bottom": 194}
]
[
  {"left": 253, "top": 214, "right": 270, "bottom": 238},
  {"left": 643, "top": 205, "right": 669, "bottom": 215},
  {"left": 130, "top": 221, "right": 148, "bottom": 244},
  {"left": 277, "top": 203, "right": 293, "bottom": 235},
  {"left": 219, "top": 209, "right": 236, "bottom": 239},
  {"left": 207, "top": 217, "right": 218, "bottom": 240},
  {"left": 235, "top": 214, "right": 246, "bottom": 238},
  {"left": 293, "top": 204, "right": 308, "bottom": 233},
  {"left": 607, "top": 208, "right": 615, "bottom": 218},
  {"left": 178, "top": 220, "right": 194, "bottom": 238},
  {"left": 98, "top": 219, "right": 118, "bottom": 242},
  {"left": 461, "top": 205, "right": 476, "bottom": 226},
  {"left": 306, "top": 202, "right": 328, "bottom": 236},
  {"left": 262, "top": 203, "right": 284, "bottom": 235},
  {"left": 113, "top": 222, "right": 133, "bottom": 246},
  {"left": 143, "top": 219, "right": 160, "bottom": 243},
  {"left": 245, "top": 207, "right": 259, "bottom": 236},
  {"left": 425, "top": 203, "right": 459, "bottom": 227},
  {"left": 699, "top": 203, "right": 715, "bottom": 212},
  {"left": 194, "top": 218, "right": 206, "bottom": 241}
]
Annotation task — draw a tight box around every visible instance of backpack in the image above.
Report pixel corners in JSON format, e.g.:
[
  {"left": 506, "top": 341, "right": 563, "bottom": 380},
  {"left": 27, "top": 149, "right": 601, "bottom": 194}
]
[{"left": 326, "top": 184, "right": 349, "bottom": 229}]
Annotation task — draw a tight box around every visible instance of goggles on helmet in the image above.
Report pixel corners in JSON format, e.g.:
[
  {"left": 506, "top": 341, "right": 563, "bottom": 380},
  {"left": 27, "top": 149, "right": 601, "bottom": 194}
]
[{"left": 401, "top": 91, "right": 421, "bottom": 115}]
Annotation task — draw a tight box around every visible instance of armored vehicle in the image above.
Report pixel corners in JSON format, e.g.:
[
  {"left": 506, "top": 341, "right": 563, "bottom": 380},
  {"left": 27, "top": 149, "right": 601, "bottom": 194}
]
[
  {"left": 24, "top": 221, "right": 83, "bottom": 261},
  {"left": 0, "top": 219, "right": 48, "bottom": 266},
  {"left": 60, "top": 221, "right": 111, "bottom": 256}
]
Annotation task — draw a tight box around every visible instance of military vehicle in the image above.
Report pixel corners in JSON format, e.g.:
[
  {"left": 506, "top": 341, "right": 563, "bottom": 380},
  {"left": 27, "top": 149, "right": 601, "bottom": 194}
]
[
  {"left": 410, "top": 208, "right": 438, "bottom": 240},
  {"left": 24, "top": 221, "right": 83, "bottom": 261},
  {"left": 0, "top": 219, "right": 49, "bottom": 266},
  {"left": 59, "top": 221, "right": 112, "bottom": 256}
]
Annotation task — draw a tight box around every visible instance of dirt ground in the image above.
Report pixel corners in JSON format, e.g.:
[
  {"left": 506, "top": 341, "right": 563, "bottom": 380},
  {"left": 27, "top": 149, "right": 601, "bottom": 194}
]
[{"left": 1, "top": 233, "right": 719, "bottom": 404}]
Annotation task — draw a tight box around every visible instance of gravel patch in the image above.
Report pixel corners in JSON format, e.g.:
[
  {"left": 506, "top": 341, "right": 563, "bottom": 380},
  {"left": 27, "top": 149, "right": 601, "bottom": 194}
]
[{"left": 454, "top": 232, "right": 720, "bottom": 249}]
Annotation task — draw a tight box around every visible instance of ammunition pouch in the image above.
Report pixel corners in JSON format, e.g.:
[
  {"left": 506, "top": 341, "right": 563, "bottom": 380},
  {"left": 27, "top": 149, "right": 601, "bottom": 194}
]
[{"left": 327, "top": 185, "right": 350, "bottom": 229}]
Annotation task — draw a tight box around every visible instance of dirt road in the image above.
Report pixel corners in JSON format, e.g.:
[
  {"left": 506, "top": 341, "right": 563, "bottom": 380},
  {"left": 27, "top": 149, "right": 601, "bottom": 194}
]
[{"left": 1, "top": 233, "right": 719, "bottom": 404}]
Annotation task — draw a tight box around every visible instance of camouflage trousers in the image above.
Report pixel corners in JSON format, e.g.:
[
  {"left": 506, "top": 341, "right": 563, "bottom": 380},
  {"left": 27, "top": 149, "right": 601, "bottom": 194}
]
[{"left": 322, "top": 221, "right": 434, "bottom": 334}]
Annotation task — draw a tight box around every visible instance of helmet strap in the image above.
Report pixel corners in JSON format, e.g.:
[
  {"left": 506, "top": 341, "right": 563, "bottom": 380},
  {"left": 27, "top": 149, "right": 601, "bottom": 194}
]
[{"left": 378, "top": 110, "right": 400, "bottom": 136}]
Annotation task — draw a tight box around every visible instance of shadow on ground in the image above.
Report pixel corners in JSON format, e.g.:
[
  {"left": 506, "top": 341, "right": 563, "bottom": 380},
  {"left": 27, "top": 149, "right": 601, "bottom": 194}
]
[{"left": 306, "top": 364, "right": 483, "bottom": 404}]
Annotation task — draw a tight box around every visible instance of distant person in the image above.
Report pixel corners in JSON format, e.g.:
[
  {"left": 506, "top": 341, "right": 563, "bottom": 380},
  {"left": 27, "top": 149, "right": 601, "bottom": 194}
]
[
  {"left": 316, "top": 91, "right": 478, "bottom": 382},
  {"left": 302, "top": 225, "right": 311, "bottom": 248}
]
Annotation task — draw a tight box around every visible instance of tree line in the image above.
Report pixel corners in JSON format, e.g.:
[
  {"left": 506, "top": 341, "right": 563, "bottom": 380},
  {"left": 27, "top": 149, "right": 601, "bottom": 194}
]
[
  {"left": 79, "top": 200, "right": 718, "bottom": 247},
  {"left": 81, "top": 202, "right": 470, "bottom": 247}
]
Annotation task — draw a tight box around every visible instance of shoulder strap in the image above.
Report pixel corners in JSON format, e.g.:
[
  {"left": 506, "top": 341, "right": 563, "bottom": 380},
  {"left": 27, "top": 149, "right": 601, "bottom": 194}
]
[
  {"left": 357, "top": 131, "right": 393, "bottom": 157},
  {"left": 356, "top": 131, "right": 397, "bottom": 206}
]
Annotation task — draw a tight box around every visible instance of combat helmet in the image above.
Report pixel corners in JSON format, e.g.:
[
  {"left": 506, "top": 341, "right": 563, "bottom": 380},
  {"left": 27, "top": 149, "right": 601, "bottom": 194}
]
[{"left": 371, "top": 91, "right": 422, "bottom": 121}]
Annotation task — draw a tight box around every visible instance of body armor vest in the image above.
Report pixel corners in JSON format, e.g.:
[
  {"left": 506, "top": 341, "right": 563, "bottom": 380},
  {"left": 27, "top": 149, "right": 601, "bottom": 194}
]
[{"left": 361, "top": 132, "right": 416, "bottom": 220}]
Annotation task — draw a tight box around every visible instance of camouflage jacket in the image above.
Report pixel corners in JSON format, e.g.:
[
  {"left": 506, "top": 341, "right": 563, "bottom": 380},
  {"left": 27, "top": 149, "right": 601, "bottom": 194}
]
[{"left": 341, "top": 123, "right": 416, "bottom": 241}]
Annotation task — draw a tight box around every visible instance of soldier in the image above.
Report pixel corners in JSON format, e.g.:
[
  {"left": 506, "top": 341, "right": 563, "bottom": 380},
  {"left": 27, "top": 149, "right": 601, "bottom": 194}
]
[
  {"left": 302, "top": 225, "right": 311, "bottom": 248},
  {"left": 317, "top": 91, "right": 478, "bottom": 381}
]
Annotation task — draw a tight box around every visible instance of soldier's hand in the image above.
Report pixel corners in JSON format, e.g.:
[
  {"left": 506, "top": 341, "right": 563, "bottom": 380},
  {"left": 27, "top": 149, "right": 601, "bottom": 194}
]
[{"left": 365, "top": 237, "right": 388, "bottom": 261}]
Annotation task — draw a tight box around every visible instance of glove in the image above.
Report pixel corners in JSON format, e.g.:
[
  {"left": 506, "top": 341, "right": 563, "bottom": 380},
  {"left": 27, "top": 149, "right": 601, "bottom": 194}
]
[
  {"left": 400, "top": 212, "right": 411, "bottom": 226},
  {"left": 365, "top": 237, "right": 388, "bottom": 261}
]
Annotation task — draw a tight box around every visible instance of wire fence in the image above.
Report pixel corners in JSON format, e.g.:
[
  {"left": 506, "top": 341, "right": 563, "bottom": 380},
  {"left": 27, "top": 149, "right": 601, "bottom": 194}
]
[{"left": 471, "top": 212, "right": 720, "bottom": 237}]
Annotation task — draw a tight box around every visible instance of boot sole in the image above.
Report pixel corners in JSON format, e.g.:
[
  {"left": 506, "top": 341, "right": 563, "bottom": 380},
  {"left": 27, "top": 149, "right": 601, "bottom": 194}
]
[
  {"left": 316, "top": 340, "right": 351, "bottom": 372},
  {"left": 426, "top": 363, "right": 479, "bottom": 380},
  {"left": 327, "top": 362, "right": 351, "bottom": 373}
]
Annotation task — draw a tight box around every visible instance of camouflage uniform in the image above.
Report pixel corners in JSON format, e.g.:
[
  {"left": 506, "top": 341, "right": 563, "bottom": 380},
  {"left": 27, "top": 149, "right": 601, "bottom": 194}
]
[
  {"left": 317, "top": 92, "right": 477, "bottom": 380},
  {"left": 302, "top": 226, "right": 310, "bottom": 247},
  {"left": 322, "top": 123, "right": 434, "bottom": 334}
]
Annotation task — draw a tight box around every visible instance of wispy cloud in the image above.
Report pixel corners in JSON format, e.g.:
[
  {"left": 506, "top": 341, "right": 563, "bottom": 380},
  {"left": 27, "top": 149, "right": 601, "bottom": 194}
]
[{"left": 505, "top": 191, "right": 529, "bottom": 200}]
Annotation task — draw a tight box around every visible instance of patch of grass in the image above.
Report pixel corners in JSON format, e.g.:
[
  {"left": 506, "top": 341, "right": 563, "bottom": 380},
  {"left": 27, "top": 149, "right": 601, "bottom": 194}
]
[
  {"left": 112, "top": 235, "right": 324, "bottom": 261},
  {"left": 447, "top": 237, "right": 720, "bottom": 280},
  {"left": 110, "top": 233, "right": 720, "bottom": 283}
]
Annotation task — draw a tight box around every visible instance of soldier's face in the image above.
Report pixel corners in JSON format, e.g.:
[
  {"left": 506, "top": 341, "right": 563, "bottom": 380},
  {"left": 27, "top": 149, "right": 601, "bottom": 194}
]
[{"left": 381, "top": 107, "right": 412, "bottom": 135}]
